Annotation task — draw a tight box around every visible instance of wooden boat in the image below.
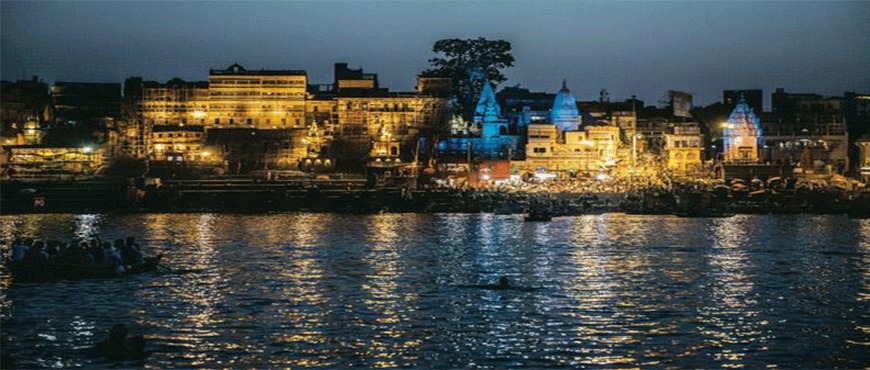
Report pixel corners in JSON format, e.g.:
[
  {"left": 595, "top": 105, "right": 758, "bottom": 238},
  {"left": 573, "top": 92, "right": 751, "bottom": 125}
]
[{"left": 7, "top": 254, "right": 163, "bottom": 283}]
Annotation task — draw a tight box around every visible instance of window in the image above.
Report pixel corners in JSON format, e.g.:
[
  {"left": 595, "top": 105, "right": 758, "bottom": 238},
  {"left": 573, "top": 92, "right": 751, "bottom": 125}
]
[
  {"left": 295, "top": 119, "right": 301, "bottom": 126},
  {"left": 533, "top": 147, "right": 546, "bottom": 154},
  {"left": 247, "top": 118, "right": 253, "bottom": 125},
  {"left": 391, "top": 146, "right": 398, "bottom": 156},
  {"left": 313, "top": 106, "right": 318, "bottom": 113},
  {"left": 229, "top": 118, "right": 234, "bottom": 125},
  {"left": 215, "top": 118, "right": 220, "bottom": 125}
]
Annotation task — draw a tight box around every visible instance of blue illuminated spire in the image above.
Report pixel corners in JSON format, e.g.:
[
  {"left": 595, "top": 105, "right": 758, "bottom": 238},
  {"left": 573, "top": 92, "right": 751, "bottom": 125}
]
[
  {"left": 725, "top": 97, "right": 762, "bottom": 137},
  {"left": 474, "top": 81, "right": 502, "bottom": 124},
  {"left": 551, "top": 80, "right": 579, "bottom": 131}
]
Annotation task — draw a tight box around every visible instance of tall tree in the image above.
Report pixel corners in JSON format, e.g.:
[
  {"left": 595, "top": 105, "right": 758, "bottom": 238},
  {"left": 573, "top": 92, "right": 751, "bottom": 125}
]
[{"left": 421, "top": 38, "right": 515, "bottom": 121}]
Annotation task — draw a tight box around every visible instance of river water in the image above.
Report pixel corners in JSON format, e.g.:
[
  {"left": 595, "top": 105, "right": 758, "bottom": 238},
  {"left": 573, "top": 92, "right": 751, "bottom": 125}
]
[{"left": 1, "top": 213, "right": 868, "bottom": 368}]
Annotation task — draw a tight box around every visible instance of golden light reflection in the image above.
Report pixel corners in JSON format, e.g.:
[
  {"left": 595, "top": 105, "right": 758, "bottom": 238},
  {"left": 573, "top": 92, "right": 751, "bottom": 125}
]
[
  {"left": 562, "top": 214, "right": 639, "bottom": 366},
  {"left": 137, "top": 213, "right": 228, "bottom": 365},
  {"left": 269, "top": 213, "right": 333, "bottom": 367},
  {"left": 357, "top": 214, "right": 422, "bottom": 364},
  {"left": 700, "top": 215, "right": 766, "bottom": 368}
]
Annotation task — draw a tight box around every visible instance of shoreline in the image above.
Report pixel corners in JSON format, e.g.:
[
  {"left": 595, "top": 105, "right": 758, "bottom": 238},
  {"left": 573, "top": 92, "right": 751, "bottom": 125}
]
[{"left": 2, "top": 178, "right": 869, "bottom": 217}]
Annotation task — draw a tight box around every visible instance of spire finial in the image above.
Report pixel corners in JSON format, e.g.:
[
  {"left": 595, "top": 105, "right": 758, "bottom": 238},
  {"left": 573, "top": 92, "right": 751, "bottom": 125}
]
[{"left": 562, "top": 79, "right": 567, "bottom": 90}]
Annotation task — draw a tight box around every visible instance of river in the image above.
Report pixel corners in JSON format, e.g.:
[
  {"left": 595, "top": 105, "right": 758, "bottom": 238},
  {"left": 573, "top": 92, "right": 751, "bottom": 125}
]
[{"left": 1, "top": 213, "right": 869, "bottom": 368}]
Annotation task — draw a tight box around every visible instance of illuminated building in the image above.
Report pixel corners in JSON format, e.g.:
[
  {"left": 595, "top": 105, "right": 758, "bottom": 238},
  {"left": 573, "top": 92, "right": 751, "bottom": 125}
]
[
  {"left": 129, "top": 63, "right": 449, "bottom": 172},
  {"left": 438, "top": 75, "right": 520, "bottom": 161},
  {"left": 723, "top": 98, "right": 762, "bottom": 163},
  {"left": 150, "top": 125, "right": 209, "bottom": 162},
  {"left": 522, "top": 123, "right": 620, "bottom": 173},
  {"left": 125, "top": 77, "right": 209, "bottom": 158},
  {"left": 299, "top": 122, "right": 334, "bottom": 172},
  {"left": 208, "top": 64, "right": 307, "bottom": 129},
  {"left": 551, "top": 80, "right": 580, "bottom": 131},
  {"left": 664, "top": 123, "right": 704, "bottom": 172},
  {"left": 761, "top": 119, "right": 848, "bottom": 173},
  {"left": 322, "top": 63, "right": 450, "bottom": 167},
  {"left": 367, "top": 121, "right": 403, "bottom": 170},
  {"left": 855, "top": 138, "right": 870, "bottom": 181},
  {"left": 205, "top": 128, "right": 307, "bottom": 173},
  {"left": 22, "top": 117, "right": 42, "bottom": 145},
  {"left": 2, "top": 145, "right": 104, "bottom": 177}
]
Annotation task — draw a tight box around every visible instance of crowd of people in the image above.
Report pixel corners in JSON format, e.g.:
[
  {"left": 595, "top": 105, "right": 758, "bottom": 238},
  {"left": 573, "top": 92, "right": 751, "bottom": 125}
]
[{"left": 10, "top": 236, "right": 146, "bottom": 271}]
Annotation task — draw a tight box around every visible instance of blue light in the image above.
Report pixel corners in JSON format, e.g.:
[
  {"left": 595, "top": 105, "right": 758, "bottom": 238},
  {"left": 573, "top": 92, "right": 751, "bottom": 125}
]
[{"left": 551, "top": 80, "right": 579, "bottom": 131}]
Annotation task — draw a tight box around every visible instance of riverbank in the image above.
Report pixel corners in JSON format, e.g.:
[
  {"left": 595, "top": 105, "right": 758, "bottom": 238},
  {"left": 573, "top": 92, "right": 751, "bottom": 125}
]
[{"left": 2, "top": 178, "right": 869, "bottom": 216}]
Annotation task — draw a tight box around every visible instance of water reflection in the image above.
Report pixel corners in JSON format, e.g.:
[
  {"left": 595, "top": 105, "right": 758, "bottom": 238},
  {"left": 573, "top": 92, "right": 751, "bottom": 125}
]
[
  {"left": 359, "top": 214, "right": 422, "bottom": 367},
  {"left": 270, "top": 213, "right": 332, "bottom": 367},
  {"left": 0, "top": 213, "right": 867, "bottom": 368},
  {"left": 700, "top": 216, "right": 765, "bottom": 368}
]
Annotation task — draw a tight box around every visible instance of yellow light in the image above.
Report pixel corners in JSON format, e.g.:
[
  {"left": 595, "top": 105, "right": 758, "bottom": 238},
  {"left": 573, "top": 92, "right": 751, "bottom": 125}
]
[
  {"left": 155, "top": 144, "right": 164, "bottom": 151},
  {"left": 192, "top": 110, "right": 206, "bottom": 118}
]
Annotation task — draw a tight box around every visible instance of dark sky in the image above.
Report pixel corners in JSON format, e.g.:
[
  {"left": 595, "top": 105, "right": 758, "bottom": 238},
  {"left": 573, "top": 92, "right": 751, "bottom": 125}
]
[{"left": 2, "top": 1, "right": 868, "bottom": 109}]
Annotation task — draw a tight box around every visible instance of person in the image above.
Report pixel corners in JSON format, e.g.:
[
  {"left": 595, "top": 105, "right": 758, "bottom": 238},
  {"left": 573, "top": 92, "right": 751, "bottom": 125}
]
[
  {"left": 497, "top": 276, "right": 510, "bottom": 289},
  {"left": 11, "top": 239, "right": 30, "bottom": 262},
  {"left": 95, "top": 324, "right": 145, "bottom": 360},
  {"left": 122, "top": 237, "right": 144, "bottom": 265},
  {"left": 24, "top": 241, "right": 49, "bottom": 265}
]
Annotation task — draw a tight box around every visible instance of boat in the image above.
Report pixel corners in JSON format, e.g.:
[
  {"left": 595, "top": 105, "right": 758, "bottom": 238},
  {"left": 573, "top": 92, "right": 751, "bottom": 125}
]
[
  {"left": 524, "top": 210, "right": 553, "bottom": 222},
  {"left": 7, "top": 254, "right": 163, "bottom": 283}
]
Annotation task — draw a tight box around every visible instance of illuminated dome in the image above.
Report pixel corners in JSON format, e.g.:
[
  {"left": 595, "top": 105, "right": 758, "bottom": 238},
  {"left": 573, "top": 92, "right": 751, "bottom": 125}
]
[{"left": 551, "top": 80, "right": 579, "bottom": 131}]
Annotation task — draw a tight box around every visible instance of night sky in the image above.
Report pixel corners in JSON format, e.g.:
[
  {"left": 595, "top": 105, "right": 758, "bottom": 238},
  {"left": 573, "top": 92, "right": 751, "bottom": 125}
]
[{"left": 2, "top": 1, "right": 868, "bottom": 109}]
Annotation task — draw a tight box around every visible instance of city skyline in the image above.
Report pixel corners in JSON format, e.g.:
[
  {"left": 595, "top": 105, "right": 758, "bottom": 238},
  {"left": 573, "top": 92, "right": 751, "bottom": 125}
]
[{"left": 2, "top": 1, "right": 869, "bottom": 109}]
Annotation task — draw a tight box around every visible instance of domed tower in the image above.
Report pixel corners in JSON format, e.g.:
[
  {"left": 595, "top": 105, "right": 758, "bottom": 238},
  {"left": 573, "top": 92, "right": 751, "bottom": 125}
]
[
  {"left": 551, "top": 80, "right": 580, "bottom": 131},
  {"left": 723, "top": 97, "right": 763, "bottom": 163}
]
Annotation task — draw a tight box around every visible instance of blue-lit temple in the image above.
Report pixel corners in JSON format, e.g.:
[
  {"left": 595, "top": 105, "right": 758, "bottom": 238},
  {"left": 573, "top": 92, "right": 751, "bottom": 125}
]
[
  {"left": 551, "top": 80, "right": 580, "bottom": 131},
  {"left": 438, "top": 78, "right": 522, "bottom": 160},
  {"left": 723, "top": 97, "right": 763, "bottom": 163}
]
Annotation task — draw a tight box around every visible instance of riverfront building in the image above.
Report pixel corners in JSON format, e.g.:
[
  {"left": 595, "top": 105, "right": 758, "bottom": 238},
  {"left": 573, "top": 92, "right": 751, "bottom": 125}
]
[{"left": 124, "top": 63, "right": 450, "bottom": 171}]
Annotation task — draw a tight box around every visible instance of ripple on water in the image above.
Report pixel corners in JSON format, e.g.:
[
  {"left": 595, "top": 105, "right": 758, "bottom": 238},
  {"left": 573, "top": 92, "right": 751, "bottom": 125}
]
[{"left": 0, "top": 213, "right": 868, "bottom": 368}]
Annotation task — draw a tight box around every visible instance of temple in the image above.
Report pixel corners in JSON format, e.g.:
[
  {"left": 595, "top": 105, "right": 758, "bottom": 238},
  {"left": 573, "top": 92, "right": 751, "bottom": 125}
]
[
  {"left": 551, "top": 80, "right": 580, "bottom": 131},
  {"left": 723, "top": 97, "right": 762, "bottom": 163}
]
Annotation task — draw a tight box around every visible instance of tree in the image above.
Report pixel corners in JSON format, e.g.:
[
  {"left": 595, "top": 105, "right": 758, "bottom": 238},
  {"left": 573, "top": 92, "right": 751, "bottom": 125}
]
[{"left": 420, "top": 38, "right": 515, "bottom": 121}]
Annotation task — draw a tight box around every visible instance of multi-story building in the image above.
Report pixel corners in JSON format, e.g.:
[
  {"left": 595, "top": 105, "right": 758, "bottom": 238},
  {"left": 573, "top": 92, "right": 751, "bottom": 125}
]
[
  {"left": 128, "top": 63, "right": 449, "bottom": 172},
  {"left": 522, "top": 123, "right": 621, "bottom": 173},
  {"left": 761, "top": 119, "right": 848, "bottom": 173},
  {"left": 208, "top": 64, "right": 307, "bottom": 129},
  {"left": 664, "top": 123, "right": 704, "bottom": 172},
  {"left": 150, "top": 125, "right": 208, "bottom": 162}
]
